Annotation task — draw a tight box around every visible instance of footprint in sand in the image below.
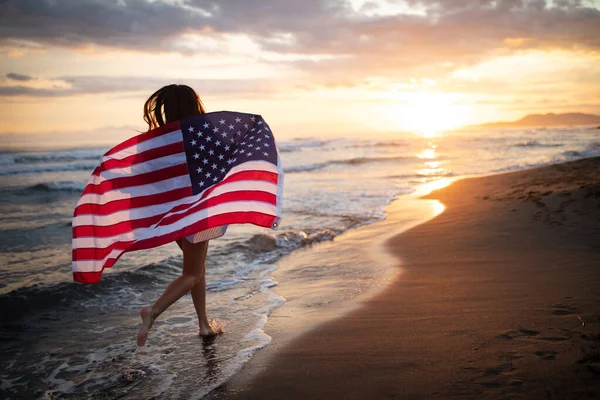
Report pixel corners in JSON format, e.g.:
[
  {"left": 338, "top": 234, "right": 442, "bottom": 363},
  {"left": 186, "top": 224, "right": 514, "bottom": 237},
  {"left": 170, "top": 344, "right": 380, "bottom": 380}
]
[
  {"left": 535, "top": 350, "right": 557, "bottom": 360},
  {"left": 552, "top": 303, "right": 577, "bottom": 316},
  {"left": 497, "top": 329, "right": 539, "bottom": 341}
]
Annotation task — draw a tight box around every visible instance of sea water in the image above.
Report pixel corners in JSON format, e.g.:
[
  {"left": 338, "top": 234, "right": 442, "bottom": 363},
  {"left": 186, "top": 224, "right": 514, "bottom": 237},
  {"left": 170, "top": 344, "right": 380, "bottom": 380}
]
[{"left": 1, "top": 126, "right": 599, "bottom": 398}]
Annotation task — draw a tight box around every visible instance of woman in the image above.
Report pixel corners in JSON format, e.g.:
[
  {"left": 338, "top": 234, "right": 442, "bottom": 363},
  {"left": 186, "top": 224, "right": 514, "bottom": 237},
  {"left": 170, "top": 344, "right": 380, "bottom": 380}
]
[{"left": 136, "top": 84, "right": 223, "bottom": 346}]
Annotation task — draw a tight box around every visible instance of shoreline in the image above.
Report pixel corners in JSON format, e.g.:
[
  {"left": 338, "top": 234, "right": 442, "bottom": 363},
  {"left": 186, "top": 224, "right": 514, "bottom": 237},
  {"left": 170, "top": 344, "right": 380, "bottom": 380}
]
[{"left": 208, "top": 156, "right": 600, "bottom": 399}]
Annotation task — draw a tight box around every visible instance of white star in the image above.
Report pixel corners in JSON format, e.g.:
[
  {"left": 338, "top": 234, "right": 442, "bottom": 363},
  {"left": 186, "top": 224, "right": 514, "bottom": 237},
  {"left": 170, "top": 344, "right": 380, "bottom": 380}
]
[
  {"left": 203, "top": 123, "right": 209, "bottom": 129},
  {"left": 213, "top": 176, "right": 218, "bottom": 182},
  {"left": 193, "top": 153, "right": 199, "bottom": 159},
  {"left": 196, "top": 167, "right": 202, "bottom": 173},
  {"left": 188, "top": 126, "right": 195, "bottom": 132},
  {"left": 233, "top": 149, "right": 239, "bottom": 154},
  {"left": 220, "top": 167, "right": 226, "bottom": 173},
  {"left": 251, "top": 128, "right": 256, "bottom": 132},
  {"left": 221, "top": 132, "right": 228, "bottom": 138},
  {"left": 213, "top": 127, "right": 219, "bottom": 133},
  {"left": 257, "top": 138, "right": 262, "bottom": 142},
  {"left": 215, "top": 140, "right": 221, "bottom": 146},
  {"left": 219, "top": 119, "right": 226, "bottom": 125},
  {"left": 224, "top": 145, "right": 230, "bottom": 151},
  {"left": 240, "top": 149, "right": 245, "bottom": 154},
  {"left": 212, "top": 163, "right": 217, "bottom": 170},
  {"left": 265, "top": 126, "right": 270, "bottom": 131},
  {"left": 218, "top": 154, "right": 224, "bottom": 160},
  {"left": 263, "top": 152, "right": 269, "bottom": 156},
  {"left": 228, "top": 124, "right": 234, "bottom": 130},
  {"left": 257, "top": 130, "right": 263, "bottom": 134},
  {"left": 227, "top": 159, "right": 234, "bottom": 164},
  {"left": 264, "top": 134, "right": 271, "bottom": 138},
  {"left": 264, "top": 143, "right": 270, "bottom": 147},
  {"left": 196, "top": 131, "right": 203, "bottom": 137},
  {"left": 206, "top": 136, "right": 212, "bottom": 142},
  {"left": 191, "top": 139, "right": 197, "bottom": 146},
  {"left": 236, "top": 130, "right": 241, "bottom": 135},
  {"left": 208, "top": 149, "right": 215, "bottom": 155},
  {"left": 205, "top": 172, "right": 211, "bottom": 178},
  {"left": 244, "top": 124, "right": 249, "bottom": 129},
  {"left": 199, "top": 181, "right": 205, "bottom": 187},
  {"left": 233, "top": 158, "right": 237, "bottom": 162},
  {"left": 230, "top": 138, "right": 235, "bottom": 143},
  {"left": 203, "top": 158, "right": 209, "bottom": 165},
  {"left": 251, "top": 116, "right": 256, "bottom": 122},
  {"left": 249, "top": 136, "right": 255, "bottom": 140},
  {"left": 241, "top": 142, "right": 247, "bottom": 146},
  {"left": 247, "top": 152, "right": 253, "bottom": 157},
  {"left": 256, "top": 146, "right": 261, "bottom": 151},
  {"left": 248, "top": 144, "right": 254, "bottom": 148},
  {"left": 199, "top": 144, "right": 206, "bottom": 151},
  {"left": 235, "top": 117, "right": 242, "bottom": 123},
  {"left": 258, "top": 121, "right": 263, "bottom": 125}
]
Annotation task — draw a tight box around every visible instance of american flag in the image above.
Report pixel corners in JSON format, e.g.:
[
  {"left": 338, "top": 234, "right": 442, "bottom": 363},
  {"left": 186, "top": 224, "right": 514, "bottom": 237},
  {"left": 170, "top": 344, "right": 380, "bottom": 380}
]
[{"left": 72, "top": 111, "right": 283, "bottom": 284}]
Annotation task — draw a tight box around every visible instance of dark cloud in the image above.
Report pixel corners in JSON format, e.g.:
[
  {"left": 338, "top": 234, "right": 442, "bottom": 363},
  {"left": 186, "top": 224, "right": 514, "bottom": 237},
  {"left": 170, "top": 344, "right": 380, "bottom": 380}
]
[
  {"left": 6, "top": 72, "right": 34, "bottom": 81},
  {"left": 0, "top": 75, "right": 284, "bottom": 98}
]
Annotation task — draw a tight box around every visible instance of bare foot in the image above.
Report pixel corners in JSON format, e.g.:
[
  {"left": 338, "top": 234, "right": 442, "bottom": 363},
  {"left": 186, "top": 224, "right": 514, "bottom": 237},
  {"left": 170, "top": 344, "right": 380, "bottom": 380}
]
[
  {"left": 198, "top": 319, "right": 224, "bottom": 337},
  {"left": 137, "top": 306, "right": 156, "bottom": 346}
]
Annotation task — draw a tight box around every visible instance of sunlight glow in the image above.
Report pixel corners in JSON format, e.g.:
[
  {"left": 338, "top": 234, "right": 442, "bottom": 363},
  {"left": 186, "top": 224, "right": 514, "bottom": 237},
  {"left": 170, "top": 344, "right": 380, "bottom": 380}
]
[{"left": 386, "top": 92, "right": 470, "bottom": 137}]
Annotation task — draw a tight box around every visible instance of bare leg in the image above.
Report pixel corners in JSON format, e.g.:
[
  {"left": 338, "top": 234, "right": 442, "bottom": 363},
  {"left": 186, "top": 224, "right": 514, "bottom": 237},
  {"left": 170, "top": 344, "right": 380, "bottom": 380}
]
[
  {"left": 137, "top": 239, "right": 216, "bottom": 346},
  {"left": 191, "top": 268, "right": 222, "bottom": 336}
]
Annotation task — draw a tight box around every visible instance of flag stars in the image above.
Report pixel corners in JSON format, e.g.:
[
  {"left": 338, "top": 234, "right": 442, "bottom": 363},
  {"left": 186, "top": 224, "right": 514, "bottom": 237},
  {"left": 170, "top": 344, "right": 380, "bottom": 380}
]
[
  {"left": 215, "top": 140, "right": 221, "bottom": 146},
  {"left": 206, "top": 136, "right": 212, "bottom": 142},
  {"left": 196, "top": 167, "right": 203, "bottom": 173},
  {"left": 205, "top": 172, "right": 212, "bottom": 178},
  {"left": 218, "top": 154, "right": 224, "bottom": 160},
  {"left": 220, "top": 167, "right": 226, "bottom": 173},
  {"left": 203, "top": 123, "right": 210, "bottom": 129},
  {"left": 193, "top": 153, "right": 200, "bottom": 159},
  {"left": 211, "top": 163, "right": 218, "bottom": 170},
  {"left": 212, "top": 127, "right": 219, "bottom": 133},
  {"left": 200, "top": 144, "right": 205, "bottom": 151},
  {"left": 212, "top": 177, "right": 218, "bottom": 182},
  {"left": 219, "top": 119, "right": 226, "bottom": 125},
  {"left": 208, "top": 149, "right": 215, "bottom": 156},
  {"left": 228, "top": 124, "right": 234, "bottom": 130},
  {"left": 188, "top": 126, "right": 195, "bottom": 132},
  {"left": 199, "top": 181, "right": 205, "bottom": 187},
  {"left": 203, "top": 159, "right": 209, "bottom": 165},
  {"left": 197, "top": 131, "right": 203, "bottom": 137},
  {"left": 258, "top": 121, "right": 263, "bottom": 125},
  {"left": 221, "top": 132, "right": 228, "bottom": 138},
  {"left": 235, "top": 117, "right": 242, "bottom": 123},
  {"left": 225, "top": 145, "right": 230, "bottom": 151},
  {"left": 191, "top": 139, "right": 197, "bottom": 146},
  {"left": 263, "top": 152, "right": 269, "bottom": 156},
  {"left": 251, "top": 116, "right": 256, "bottom": 122}
]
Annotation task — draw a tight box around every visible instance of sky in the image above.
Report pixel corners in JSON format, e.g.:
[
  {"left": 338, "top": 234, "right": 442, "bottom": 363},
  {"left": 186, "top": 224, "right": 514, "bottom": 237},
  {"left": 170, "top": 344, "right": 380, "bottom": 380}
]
[{"left": 1, "top": 0, "right": 599, "bottom": 145}]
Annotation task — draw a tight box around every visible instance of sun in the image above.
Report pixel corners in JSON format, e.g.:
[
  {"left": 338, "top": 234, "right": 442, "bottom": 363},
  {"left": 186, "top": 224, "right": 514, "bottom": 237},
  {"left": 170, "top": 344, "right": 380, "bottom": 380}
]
[{"left": 386, "top": 92, "right": 469, "bottom": 137}]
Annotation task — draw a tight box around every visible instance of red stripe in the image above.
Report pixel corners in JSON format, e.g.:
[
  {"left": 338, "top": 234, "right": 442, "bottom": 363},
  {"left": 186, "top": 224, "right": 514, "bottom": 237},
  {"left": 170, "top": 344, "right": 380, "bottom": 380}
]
[
  {"left": 74, "top": 170, "right": 278, "bottom": 215},
  {"left": 73, "top": 190, "right": 276, "bottom": 238},
  {"left": 72, "top": 210, "right": 277, "bottom": 264},
  {"left": 104, "top": 121, "right": 180, "bottom": 157},
  {"left": 74, "top": 187, "right": 192, "bottom": 217},
  {"left": 82, "top": 163, "right": 190, "bottom": 196},
  {"left": 96, "top": 141, "right": 185, "bottom": 174}
]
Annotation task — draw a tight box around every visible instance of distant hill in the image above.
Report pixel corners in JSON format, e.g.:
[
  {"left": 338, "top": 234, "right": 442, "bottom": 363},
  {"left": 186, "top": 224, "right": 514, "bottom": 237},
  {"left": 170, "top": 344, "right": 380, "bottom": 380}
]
[{"left": 473, "top": 113, "right": 600, "bottom": 128}]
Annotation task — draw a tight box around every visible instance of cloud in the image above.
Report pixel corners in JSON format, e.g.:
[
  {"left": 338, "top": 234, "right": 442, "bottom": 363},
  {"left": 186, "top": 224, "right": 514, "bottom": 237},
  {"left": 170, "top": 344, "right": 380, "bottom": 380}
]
[
  {"left": 6, "top": 72, "right": 34, "bottom": 81},
  {"left": 0, "top": 75, "right": 285, "bottom": 98},
  {"left": 1, "top": 0, "right": 599, "bottom": 87}
]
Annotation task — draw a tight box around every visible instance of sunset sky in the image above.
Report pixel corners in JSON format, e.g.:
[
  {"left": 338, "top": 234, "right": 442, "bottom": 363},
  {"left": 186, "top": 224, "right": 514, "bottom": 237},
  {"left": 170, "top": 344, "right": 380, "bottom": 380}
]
[{"left": 1, "top": 0, "right": 599, "bottom": 145}]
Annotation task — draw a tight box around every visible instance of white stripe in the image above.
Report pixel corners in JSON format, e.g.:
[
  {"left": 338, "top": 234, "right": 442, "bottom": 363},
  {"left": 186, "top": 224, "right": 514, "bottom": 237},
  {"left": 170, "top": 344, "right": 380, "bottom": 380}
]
[
  {"left": 75, "top": 160, "right": 279, "bottom": 207},
  {"left": 76, "top": 175, "right": 192, "bottom": 207},
  {"left": 104, "top": 130, "right": 182, "bottom": 161},
  {"left": 73, "top": 201, "right": 278, "bottom": 270},
  {"left": 93, "top": 153, "right": 187, "bottom": 184},
  {"left": 73, "top": 180, "right": 278, "bottom": 227}
]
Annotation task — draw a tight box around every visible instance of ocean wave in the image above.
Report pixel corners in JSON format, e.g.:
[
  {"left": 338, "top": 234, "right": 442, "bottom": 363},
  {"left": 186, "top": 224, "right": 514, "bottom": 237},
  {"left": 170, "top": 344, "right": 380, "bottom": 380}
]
[
  {"left": 0, "top": 149, "right": 104, "bottom": 165},
  {"left": 29, "top": 181, "right": 87, "bottom": 192},
  {"left": 0, "top": 162, "right": 98, "bottom": 176},
  {"left": 353, "top": 140, "right": 408, "bottom": 148},
  {"left": 514, "top": 140, "right": 563, "bottom": 148},
  {"left": 278, "top": 139, "right": 333, "bottom": 153},
  {"left": 284, "top": 155, "right": 425, "bottom": 174}
]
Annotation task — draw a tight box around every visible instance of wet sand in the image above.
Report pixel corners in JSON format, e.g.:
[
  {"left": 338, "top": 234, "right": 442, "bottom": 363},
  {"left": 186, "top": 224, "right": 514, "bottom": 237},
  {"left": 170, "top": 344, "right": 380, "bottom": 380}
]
[{"left": 210, "top": 157, "right": 600, "bottom": 399}]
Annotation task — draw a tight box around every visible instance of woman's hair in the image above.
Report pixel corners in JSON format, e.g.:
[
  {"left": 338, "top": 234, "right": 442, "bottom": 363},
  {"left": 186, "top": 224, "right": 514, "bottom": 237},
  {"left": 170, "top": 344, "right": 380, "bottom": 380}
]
[{"left": 143, "top": 84, "right": 206, "bottom": 130}]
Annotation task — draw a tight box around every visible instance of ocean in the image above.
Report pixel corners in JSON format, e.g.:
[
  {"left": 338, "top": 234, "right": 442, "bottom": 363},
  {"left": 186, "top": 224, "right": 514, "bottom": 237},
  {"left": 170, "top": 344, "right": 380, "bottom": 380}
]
[{"left": 1, "top": 126, "right": 599, "bottom": 398}]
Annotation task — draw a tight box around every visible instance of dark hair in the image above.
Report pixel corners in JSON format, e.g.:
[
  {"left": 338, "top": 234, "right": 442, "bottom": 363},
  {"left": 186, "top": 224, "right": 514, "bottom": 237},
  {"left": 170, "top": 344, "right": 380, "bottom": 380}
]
[{"left": 143, "top": 84, "right": 206, "bottom": 130}]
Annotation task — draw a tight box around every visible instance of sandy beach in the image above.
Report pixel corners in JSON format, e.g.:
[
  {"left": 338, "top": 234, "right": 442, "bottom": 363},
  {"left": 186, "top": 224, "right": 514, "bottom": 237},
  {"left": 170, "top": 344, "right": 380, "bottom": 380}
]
[{"left": 210, "top": 157, "right": 600, "bottom": 400}]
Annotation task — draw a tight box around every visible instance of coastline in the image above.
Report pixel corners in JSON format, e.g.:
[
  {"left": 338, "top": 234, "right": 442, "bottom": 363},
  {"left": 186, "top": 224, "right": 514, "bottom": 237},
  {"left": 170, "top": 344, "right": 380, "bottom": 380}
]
[{"left": 208, "top": 157, "right": 600, "bottom": 399}]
